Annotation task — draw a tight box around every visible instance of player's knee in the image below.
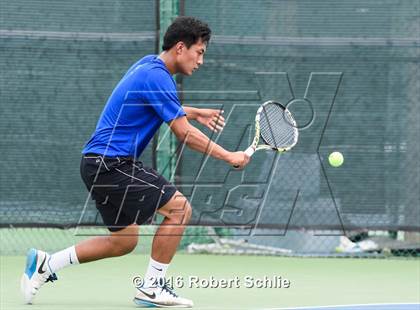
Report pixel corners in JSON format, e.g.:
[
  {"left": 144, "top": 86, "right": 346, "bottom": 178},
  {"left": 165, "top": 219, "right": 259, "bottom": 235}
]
[
  {"left": 122, "top": 237, "right": 138, "bottom": 254},
  {"left": 172, "top": 198, "right": 192, "bottom": 224},
  {"left": 109, "top": 235, "right": 138, "bottom": 256},
  {"left": 159, "top": 192, "right": 192, "bottom": 224}
]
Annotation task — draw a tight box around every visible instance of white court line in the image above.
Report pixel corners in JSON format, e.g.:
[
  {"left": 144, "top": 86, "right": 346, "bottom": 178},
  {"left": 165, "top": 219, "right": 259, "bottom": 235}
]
[{"left": 262, "top": 302, "right": 420, "bottom": 310}]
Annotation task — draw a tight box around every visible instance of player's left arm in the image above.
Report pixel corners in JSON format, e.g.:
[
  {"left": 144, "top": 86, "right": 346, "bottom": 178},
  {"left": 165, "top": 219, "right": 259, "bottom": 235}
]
[{"left": 183, "top": 106, "right": 225, "bottom": 132}]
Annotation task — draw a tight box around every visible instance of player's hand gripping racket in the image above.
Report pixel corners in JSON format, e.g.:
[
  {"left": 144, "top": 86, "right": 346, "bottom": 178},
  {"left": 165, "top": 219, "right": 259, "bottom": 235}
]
[{"left": 234, "top": 100, "right": 299, "bottom": 168}]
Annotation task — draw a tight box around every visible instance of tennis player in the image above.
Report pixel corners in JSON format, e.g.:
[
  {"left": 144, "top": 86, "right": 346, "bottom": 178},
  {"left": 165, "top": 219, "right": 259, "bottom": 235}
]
[{"left": 21, "top": 16, "right": 249, "bottom": 307}]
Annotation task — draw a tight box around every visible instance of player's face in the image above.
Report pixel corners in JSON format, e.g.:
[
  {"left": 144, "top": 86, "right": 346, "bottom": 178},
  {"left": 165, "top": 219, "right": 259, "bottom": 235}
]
[{"left": 177, "top": 39, "right": 206, "bottom": 75}]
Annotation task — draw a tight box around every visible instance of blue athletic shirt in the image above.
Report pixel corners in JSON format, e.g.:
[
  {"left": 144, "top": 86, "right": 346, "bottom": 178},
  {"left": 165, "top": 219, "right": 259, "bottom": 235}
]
[{"left": 82, "top": 55, "right": 186, "bottom": 157}]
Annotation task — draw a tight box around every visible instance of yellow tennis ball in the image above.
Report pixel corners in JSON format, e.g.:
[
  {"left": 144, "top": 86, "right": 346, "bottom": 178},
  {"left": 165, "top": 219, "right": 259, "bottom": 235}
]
[{"left": 329, "top": 151, "right": 344, "bottom": 167}]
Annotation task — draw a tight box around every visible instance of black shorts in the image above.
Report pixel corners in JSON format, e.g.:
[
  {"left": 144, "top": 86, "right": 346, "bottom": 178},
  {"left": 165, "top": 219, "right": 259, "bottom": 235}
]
[{"left": 80, "top": 153, "right": 177, "bottom": 232}]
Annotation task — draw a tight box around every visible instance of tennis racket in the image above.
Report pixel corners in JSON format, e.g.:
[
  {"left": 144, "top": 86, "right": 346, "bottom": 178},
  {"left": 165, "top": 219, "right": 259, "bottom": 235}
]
[{"left": 234, "top": 100, "right": 299, "bottom": 167}]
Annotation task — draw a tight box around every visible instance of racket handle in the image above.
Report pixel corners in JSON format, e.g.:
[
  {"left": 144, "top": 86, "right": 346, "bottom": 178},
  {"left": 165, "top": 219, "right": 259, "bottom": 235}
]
[
  {"left": 244, "top": 146, "right": 255, "bottom": 157},
  {"left": 233, "top": 146, "right": 255, "bottom": 169}
]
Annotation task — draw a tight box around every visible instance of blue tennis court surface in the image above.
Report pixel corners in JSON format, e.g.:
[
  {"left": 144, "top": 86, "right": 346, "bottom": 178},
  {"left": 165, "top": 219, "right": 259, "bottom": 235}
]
[{"left": 275, "top": 304, "right": 420, "bottom": 310}]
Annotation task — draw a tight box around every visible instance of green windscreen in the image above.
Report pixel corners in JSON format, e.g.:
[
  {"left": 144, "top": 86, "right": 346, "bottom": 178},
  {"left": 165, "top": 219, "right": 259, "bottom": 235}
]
[
  {"left": 0, "top": 0, "right": 157, "bottom": 226},
  {"left": 178, "top": 0, "right": 420, "bottom": 232},
  {"left": 0, "top": 0, "right": 419, "bottom": 234}
]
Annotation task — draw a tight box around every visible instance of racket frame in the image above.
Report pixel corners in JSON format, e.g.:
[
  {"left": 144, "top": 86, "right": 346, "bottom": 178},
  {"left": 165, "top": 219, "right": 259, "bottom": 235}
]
[{"left": 245, "top": 100, "right": 298, "bottom": 157}]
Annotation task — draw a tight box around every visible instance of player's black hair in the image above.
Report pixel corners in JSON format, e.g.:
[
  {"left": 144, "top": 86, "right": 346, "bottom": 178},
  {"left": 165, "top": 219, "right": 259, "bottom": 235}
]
[{"left": 162, "top": 16, "right": 211, "bottom": 51}]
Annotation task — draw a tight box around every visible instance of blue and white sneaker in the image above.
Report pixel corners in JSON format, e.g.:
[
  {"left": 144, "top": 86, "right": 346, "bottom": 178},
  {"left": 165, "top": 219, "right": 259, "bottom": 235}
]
[
  {"left": 20, "top": 248, "right": 57, "bottom": 304},
  {"left": 133, "top": 279, "right": 193, "bottom": 308}
]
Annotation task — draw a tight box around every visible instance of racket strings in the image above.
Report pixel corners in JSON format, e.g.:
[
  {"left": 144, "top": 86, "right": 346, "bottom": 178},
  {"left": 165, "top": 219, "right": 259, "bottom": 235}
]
[{"left": 259, "top": 103, "right": 297, "bottom": 149}]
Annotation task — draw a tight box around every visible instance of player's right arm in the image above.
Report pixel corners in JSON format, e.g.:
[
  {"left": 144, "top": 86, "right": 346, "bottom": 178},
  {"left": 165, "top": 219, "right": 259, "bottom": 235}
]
[{"left": 169, "top": 116, "right": 249, "bottom": 169}]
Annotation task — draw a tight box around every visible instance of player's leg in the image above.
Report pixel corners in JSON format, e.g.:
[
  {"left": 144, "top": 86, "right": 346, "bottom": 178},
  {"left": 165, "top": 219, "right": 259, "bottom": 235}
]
[
  {"left": 21, "top": 155, "right": 141, "bottom": 304},
  {"left": 47, "top": 196, "right": 140, "bottom": 270},
  {"left": 20, "top": 224, "right": 139, "bottom": 304},
  {"left": 74, "top": 223, "right": 139, "bottom": 263},
  {"left": 140, "top": 191, "right": 191, "bottom": 286},
  {"left": 151, "top": 190, "right": 192, "bottom": 263},
  {"left": 135, "top": 191, "right": 194, "bottom": 308}
]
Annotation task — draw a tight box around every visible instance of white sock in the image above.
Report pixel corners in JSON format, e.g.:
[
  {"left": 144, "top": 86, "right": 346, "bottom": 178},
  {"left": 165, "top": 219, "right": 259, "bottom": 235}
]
[
  {"left": 143, "top": 257, "right": 169, "bottom": 288},
  {"left": 48, "top": 246, "right": 79, "bottom": 273}
]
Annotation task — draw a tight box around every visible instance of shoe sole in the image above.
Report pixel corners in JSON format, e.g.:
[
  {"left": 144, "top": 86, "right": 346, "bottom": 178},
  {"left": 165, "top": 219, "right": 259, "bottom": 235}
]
[
  {"left": 133, "top": 297, "right": 191, "bottom": 308},
  {"left": 21, "top": 270, "right": 33, "bottom": 304}
]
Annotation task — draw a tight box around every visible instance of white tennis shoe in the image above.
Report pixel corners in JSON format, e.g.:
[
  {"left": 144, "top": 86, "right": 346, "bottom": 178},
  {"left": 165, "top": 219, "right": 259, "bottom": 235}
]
[
  {"left": 134, "top": 279, "right": 193, "bottom": 308},
  {"left": 20, "top": 248, "right": 57, "bottom": 304}
]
